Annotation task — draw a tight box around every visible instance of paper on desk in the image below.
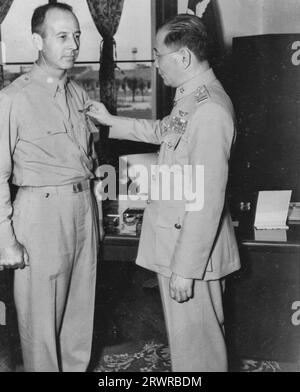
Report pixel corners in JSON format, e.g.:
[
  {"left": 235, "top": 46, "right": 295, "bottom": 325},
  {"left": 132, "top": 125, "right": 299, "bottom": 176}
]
[
  {"left": 254, "top": 228, "right": 287, "bottom": 242},
  {"left": 254, "top": 190, "right": 292, "bottom": 229}
]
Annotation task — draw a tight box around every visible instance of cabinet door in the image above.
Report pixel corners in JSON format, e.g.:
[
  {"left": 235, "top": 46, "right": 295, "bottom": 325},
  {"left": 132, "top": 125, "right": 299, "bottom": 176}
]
[
  {"left": 224, "top": 247, "right": 300, "bottom": 362},
  {"left": 229, "top": 34, "right": 300, "bottom": 218}
]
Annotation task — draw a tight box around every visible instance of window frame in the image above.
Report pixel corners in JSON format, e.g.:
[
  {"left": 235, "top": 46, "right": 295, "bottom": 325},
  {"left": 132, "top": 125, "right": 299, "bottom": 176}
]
[{"left": 1, "top": 0, "right": 178, "bottom": 119}]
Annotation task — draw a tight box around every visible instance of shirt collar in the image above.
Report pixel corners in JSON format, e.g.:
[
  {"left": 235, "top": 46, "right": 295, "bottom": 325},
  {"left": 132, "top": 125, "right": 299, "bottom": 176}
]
[
  {"left": 174, "top": 68, "right": 216, "bottom": 102},
  {"left": 30, "top": 63, "right": 69, "bottom": 97}
]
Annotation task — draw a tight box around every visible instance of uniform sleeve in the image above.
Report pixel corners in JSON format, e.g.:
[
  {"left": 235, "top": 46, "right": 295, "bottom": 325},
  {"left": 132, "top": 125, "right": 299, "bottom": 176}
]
[
  {"left": 0, "top": 93, "right": 19, "bottom": 248},
  {"left": 171, "top": 102, "right": 235, "bottom": 279},
  {"left": 109, "top": 116, "right": 165, "bottom": 145}
]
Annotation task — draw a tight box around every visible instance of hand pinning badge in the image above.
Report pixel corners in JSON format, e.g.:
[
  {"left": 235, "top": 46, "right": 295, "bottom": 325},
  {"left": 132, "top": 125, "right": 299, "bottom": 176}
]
[{"left": 78, "top": 101, "right": 93, "bottom": 114}]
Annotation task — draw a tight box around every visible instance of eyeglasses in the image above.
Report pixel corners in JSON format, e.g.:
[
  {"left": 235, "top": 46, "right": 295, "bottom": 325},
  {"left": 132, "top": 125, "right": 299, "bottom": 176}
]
[{"left": 153, "top": 49, "right": 179, "bottom": 61}]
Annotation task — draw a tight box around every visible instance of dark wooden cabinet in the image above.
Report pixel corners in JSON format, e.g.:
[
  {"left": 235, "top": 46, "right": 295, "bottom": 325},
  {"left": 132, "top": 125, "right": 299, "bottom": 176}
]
[
  {"left": 229, "top": 34, "right": 300, "bottom": 219},
  {"left": 225, "top": 34, "right": 300, "bottom": 366},
  {"left": 225, "top": 224, "right": 300, "bottom": 364}
]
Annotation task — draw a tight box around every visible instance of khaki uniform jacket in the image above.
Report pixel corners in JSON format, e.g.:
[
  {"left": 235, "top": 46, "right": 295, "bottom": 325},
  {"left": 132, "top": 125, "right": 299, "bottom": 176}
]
[
  {"left": 110, "top": 68, "right": 240, "bottom": 280},
  {"left": 0, "top": 64, "right": 97, "bottom": 248}
]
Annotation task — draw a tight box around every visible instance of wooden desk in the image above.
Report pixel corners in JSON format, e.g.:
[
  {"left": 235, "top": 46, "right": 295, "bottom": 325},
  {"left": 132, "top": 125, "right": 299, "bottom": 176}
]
[{"left": 102, "top": 234, "right": 139, "bottom": 262}]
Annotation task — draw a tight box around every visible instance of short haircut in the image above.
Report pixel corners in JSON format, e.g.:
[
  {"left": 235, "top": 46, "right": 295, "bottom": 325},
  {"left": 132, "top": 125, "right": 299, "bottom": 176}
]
[
  {"left": 31, "top": 2, "right": 74, "bottom": 36},
  {"left": 161, "top": 14, "right": 208, "bottom": 62}
]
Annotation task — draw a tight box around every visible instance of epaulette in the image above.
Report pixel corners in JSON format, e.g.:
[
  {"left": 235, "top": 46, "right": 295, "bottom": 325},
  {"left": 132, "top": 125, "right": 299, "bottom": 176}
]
[
  {"left": 14, "top": 73, "right": 31, "bottom": 88},
  {"left": 195, "top": 85, "right": 210, "bottom": 104},
  {"left": 2, "top": 73, "right": 31, "bottom": 96}
]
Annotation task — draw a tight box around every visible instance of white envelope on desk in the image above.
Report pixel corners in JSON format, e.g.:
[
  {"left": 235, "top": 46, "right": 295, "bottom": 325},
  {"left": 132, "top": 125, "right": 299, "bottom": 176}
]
[
  {"left": 254, "top": 190, "right": 292, "bottom": 230},
  {"left": 254, "top": 228, "right": 287, "bottom": 242}
]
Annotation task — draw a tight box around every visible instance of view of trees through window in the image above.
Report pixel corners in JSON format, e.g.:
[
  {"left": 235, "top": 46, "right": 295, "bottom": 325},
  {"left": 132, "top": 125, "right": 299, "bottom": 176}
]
[{"left": 1, "top": 0, "right": 154, "bottom": 119}]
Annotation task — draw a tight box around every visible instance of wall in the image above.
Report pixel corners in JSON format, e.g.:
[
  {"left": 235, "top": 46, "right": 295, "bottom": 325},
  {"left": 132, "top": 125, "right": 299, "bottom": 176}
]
[
  {"left": 263, "top": 0, "right": 300, "bottom": 34},
  {"left": 178, "top": 0, "right": 300, "bottom": 47},
  {"left": 216, "top": 0, "right": 263, "bottom": 45},
  {"left": 178, "top": 0, "right": 263, "bottom": 48}
]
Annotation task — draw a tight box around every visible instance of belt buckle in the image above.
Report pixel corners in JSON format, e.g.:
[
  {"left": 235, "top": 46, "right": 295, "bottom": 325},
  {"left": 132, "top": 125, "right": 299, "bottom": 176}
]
[{"left": 73, "top": 182, "right": 83, "bottom": 193}]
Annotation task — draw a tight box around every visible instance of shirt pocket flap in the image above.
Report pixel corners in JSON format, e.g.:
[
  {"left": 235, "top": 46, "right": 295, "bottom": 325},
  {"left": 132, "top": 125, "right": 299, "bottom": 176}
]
[
  {"left": 156, "top": 203, "right": 185, "bottom": 228},
  {"left": 19, "top": 126, "right": 67, "bottom": 141}
]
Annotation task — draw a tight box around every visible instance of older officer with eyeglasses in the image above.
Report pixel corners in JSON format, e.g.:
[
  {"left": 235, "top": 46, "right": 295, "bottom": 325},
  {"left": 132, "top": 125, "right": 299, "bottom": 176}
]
[{"left": 87, "top": 14, "right": 240, "bottom": 372}]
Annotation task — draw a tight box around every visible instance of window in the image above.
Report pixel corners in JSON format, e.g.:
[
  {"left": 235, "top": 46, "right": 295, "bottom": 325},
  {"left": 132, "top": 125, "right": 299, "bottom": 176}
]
[
  {"left": 64, "top": 0, "right": 154, "bottom": 120},
  {"left": 1, "top": 0, "right": 155, "bottom": 121}
]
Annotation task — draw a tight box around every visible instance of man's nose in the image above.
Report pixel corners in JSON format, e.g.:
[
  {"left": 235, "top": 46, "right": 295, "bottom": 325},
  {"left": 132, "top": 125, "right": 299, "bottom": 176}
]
[{"left": 69, "top": 36, "right": 79, "bottom": 50}]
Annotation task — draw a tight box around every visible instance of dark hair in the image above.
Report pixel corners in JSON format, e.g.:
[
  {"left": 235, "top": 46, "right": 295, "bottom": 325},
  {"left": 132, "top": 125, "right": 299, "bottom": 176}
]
[
  {"left": 161, "top": 14, "right": 208, "bottom": 62},
  {"left": 31, "top": 2, "right": 74, "bottom": 36}
]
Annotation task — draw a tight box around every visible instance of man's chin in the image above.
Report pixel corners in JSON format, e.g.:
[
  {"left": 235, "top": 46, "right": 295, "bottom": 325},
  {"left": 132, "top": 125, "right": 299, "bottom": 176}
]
[
  {"left": 62, "top": 62, "right": 75, "bottom": 70},
  {"left": 62, "top": 58, "right": 77, "bottom": 68}
]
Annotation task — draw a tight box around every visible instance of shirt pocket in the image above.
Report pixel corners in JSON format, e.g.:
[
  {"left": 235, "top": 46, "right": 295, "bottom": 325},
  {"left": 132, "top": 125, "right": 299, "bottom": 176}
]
[
  {"left": 155, "top": 205, "right": 185, "bottom": 267},
  {"left": 18, "top": 123, "right": 67, "bottom": 142},
  {"left": 156, "top": 203, "right": 185, "bottom": 228}
]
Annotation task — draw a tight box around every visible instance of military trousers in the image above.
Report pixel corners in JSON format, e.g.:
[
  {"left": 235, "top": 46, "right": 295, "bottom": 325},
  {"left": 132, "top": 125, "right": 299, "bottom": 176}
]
[
  {"left": 13, "top": 184, "right": 98, "bottom": 372},
  {"left": 158, "top": 274, "right": 227, "bottom": 372}
]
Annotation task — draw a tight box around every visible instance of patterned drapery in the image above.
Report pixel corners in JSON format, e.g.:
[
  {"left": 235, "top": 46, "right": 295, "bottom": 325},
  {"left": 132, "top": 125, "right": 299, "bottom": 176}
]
[
  {"left": 187, "top": 0, "right": 225, "bottom": 80},
  {"left": 0, "top": 0, "right": 13, "bottom": 24},
  {"left": 86, "top": 0, "right": 124, "bottom": 115},
  {"left": 0, "top": 0, "right": 14, "bottom": 89},
  {"left": 86, "top": 0, "right": 124, "bottom": 165}
]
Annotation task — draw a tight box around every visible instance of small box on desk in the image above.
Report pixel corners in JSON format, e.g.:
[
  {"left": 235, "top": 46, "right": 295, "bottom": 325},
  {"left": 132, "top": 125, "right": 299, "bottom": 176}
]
[
  {"left": 288, "top": 202, "right": 300, "bottom": 223},
  {"left": 117, "top": 195, "right": 146, "bottom": 235}
]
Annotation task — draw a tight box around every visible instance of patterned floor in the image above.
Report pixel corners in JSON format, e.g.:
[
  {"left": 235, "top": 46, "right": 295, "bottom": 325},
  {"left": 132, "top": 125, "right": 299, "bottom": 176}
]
[
  {"left": 0, "top": 336, "right": 298, "bottom": 372},
  {"left": 93, "top": 340, "right": 297, "bottom": 372},
  {"left": 94, "top": 341, "right": 170, "bottom": 372}
]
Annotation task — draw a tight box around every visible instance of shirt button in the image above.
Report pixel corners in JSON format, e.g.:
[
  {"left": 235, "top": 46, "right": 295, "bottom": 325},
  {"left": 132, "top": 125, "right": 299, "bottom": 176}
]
[
  {"left": 146, "top": 199, "right": 151, "bottom": 205},
  {"left": 174, "top": 223, "right": 182, "bottom": 229}
]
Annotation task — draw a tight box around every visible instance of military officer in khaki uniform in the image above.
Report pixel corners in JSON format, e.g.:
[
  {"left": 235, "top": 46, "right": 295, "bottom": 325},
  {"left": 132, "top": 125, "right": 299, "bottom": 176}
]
[
  {"left": 87, "top": 14, "right": 240, "bottom": 372},
  {"left": 0, "top": 3, "right": 101, "bottom": 371}
]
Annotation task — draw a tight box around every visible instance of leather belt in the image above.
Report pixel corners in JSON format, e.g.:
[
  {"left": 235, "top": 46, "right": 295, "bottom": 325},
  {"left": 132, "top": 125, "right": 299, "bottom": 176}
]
[{"left": 21, "top": 180, "right": 91, "bottom": 194}]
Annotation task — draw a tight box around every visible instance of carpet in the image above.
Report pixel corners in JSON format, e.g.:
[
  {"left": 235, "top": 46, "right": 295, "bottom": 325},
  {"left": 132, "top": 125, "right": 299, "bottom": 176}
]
[
  {"left": 94, "top": 341, "right": 170, "bottom": 372},
  {"left": 93, "top": 340, "right": 286, "bottom": 372}
]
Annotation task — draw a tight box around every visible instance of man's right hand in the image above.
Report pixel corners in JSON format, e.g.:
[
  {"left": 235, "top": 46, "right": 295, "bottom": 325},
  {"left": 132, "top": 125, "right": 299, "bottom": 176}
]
[
  {"left": 85, "top": 101, "right": 115, "bottom": 126},
  {"left": 0, "top": 242, "right": 29, "bottom": 270}
]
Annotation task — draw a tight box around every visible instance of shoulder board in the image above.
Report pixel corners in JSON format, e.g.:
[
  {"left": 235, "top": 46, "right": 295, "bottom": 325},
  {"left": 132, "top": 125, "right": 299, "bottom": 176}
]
[
  {"left": 194, "top": 85, "right": 210, "bottom": 105},
  {"left": 13, "top": 73, "right": 31, "bottom": 87},
  {"left": 2, "top": 73, "right": 31, "bottom": 96}
]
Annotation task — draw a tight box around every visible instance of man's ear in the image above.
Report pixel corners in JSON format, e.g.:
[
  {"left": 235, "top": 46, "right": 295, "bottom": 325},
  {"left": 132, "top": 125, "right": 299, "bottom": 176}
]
[
  {"left": 178, "top": 48, "right": 191, "bottom": 69},
  {"left": 32, "top": 33, "right": 43, "bottom": 51}
]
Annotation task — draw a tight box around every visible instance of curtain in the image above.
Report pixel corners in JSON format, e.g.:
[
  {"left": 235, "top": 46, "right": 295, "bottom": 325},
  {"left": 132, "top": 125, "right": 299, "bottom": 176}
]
[
  {"left": 0, "top": 0, "right": 13, "bottom": 24},
  {"left": 187, "top": 0, "right": 223, "bottom": 56},
  {"left": 86, "top": 0, "right": 124, "bottom": 165},
  {"left": 86, "top": 0, "right": 124, "bottom": 115},
  {"left": 0, "top": 0, "right": 14, "bottom": 89},
  {"left": 187, "top": 0, "right": 226, "bottom": 83}
]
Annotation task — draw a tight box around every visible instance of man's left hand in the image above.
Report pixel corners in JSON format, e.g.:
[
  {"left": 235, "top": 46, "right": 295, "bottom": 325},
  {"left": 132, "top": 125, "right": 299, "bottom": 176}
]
[{"left": 169, "top": 272, "right": 194, "bottom": 303}]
